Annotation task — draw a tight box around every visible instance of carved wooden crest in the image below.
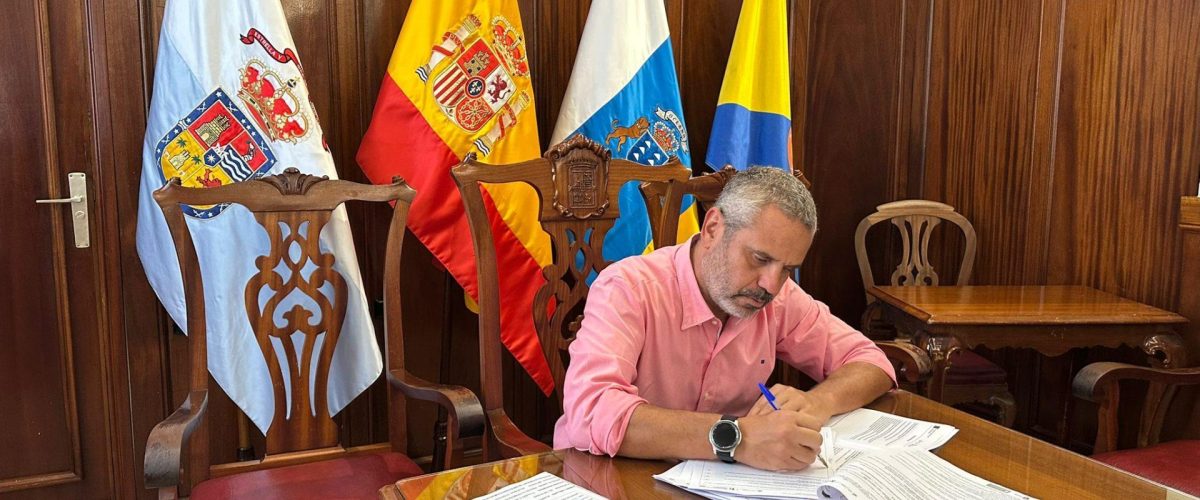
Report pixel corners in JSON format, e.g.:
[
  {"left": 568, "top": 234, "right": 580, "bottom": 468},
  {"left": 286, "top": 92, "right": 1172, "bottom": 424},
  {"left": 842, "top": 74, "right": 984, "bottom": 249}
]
[
  {"left": 547, "top": 135, "right": 610, "bottom": 219},
  {"left": 260, "top": 167, "right": 329, "bottom": 195}
]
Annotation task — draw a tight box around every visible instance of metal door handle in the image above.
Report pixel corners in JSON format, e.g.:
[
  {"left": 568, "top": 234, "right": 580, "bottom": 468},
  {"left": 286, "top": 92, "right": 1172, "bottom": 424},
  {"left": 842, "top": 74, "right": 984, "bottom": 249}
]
[
  {"left": 35, "top": 195, "right": 84, "bottom": 204},
  {"left": 35, "top": 172, "right": 89, "bottom": 248}
]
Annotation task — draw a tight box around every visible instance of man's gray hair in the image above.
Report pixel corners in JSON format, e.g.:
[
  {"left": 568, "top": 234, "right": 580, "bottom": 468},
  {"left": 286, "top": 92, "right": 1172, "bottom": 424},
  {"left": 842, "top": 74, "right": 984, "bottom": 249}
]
[{"left": 714, "top": 166, "right": 818, "bottom": 233}]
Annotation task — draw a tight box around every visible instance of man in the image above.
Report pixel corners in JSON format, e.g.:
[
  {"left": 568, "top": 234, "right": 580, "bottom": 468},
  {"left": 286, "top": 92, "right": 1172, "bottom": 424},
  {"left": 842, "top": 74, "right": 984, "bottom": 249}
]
[{"left": 553, "top": 167, "right": 895, "bottom": 471}]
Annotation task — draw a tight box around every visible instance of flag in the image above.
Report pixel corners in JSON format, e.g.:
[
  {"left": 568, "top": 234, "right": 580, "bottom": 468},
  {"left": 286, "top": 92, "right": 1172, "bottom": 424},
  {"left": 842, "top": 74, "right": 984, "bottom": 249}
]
[
  {"left": 356, "top": 1, "right": 554, "bottom": 394},
  {"left": 136, "top": 0, "right": 380, "bottom": 432},
  {"left": 550, "top": 0, "right": 699, "bottom": 260},
  {"left": 706, "top": 0, "right": 793, "bottom": 172}
]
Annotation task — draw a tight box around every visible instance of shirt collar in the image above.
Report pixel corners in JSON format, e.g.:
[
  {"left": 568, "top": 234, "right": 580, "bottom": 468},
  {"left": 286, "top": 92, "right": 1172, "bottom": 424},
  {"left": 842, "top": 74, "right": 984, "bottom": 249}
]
[{"left": 673, "top": 236, "right": 720, "bottom": 329}]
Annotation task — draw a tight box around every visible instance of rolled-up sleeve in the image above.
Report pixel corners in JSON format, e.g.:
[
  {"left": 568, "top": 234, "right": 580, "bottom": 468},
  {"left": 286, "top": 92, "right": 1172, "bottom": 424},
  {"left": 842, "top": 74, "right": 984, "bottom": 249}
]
[
  {"left": 775, "top": 288, "right": 897, "bottom": 386},
  {"left": 554, "top": 273, "right": 649, "bottom": 456}
]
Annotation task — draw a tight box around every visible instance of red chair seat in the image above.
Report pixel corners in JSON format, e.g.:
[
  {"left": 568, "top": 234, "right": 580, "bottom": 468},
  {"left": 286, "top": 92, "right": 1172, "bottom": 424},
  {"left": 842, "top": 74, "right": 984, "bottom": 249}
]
[
  {"left": 1093, "top": 439, "right": 1200, "bottom": 496},
  {"left": 191, "top": 451, "right": 424, "bottom": 500},
  {"left": 945, "top": 350, "right": 1007, "bottom": 385}
]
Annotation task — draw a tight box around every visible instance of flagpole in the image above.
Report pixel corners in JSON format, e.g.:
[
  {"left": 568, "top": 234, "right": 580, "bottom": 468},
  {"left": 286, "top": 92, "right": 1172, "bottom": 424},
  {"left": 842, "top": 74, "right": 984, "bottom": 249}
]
[
  {"left": 237, "top": 411, "right": 254, "bottom": 460},
  {"left": 431, "top": 271, "right": 456, "bottom": 471}
]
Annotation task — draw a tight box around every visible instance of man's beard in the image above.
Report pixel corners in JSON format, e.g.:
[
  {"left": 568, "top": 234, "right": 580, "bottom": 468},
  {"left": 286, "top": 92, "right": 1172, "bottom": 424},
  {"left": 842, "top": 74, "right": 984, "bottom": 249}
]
[{"left": 698, "top": 236, "right": 776, "bottom": 318}]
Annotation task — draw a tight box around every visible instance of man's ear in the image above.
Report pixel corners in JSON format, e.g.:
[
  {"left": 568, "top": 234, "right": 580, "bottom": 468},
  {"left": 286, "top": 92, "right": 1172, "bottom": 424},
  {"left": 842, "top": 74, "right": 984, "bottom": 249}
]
[{"left": 701, "top": 206, "right": 724, "bottom": 242}]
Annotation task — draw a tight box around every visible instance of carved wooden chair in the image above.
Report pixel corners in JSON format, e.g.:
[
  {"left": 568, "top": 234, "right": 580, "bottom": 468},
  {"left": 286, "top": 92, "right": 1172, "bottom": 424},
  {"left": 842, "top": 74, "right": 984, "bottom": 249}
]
[
  {"left": 640, "top": 168, "right": 933, "bottom": 386},
  {"left": 451, "top": 136, "right": 691, "bottom": 459},
  {"left": 854, "top": 199, "right": 1016, "bottom": 426},
  {"left": 143, "top": 168, "right": 484, "bottom": 499},
  {"left": 1073, "top": 362, "right": 1200, "bottom": 496}
]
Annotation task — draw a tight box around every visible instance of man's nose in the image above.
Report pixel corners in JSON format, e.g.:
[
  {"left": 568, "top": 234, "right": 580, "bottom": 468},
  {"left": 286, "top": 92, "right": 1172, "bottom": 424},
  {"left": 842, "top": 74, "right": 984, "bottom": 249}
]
[{"left": 758, "top": 267, "right": 787, "bottom": 295}]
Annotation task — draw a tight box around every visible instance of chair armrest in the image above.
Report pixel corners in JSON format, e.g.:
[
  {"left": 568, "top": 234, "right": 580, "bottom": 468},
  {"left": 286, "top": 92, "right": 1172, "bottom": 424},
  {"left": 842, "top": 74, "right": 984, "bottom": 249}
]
[
  {"left": 387, "top": 369, "right": 486, "bottom": 440},
  {"left": 486, "top": 409, "right": 552, "bottom": 458},
  {"left": 1072, "top": 362, "right": 1200, "bottom": 402},
  {"left": 875, "top": 340, "right": 932, "bottom": 384},
  {"left": 144, "top": 390, "right": 208, "bottom": 489}
]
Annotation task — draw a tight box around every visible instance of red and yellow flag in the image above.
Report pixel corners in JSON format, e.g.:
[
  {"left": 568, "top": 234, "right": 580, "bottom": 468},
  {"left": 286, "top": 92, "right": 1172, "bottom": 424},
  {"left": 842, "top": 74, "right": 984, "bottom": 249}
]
[{"left": 357, "top": 0, "right": 554, "bottom": 394}]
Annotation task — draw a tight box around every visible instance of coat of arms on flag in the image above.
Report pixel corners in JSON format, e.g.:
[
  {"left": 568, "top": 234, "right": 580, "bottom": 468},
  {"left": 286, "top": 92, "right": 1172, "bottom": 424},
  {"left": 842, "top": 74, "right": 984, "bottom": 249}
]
[
  {"left": 605, "top": 105, "right": 689, "bottom": 166},
  {"left": 155, "top": 88, "right": 276, "bottom": 219},
  {"left": 417, "top": 13, "right": 531, "bottom": 156},
  {"left": 237, "top": 59, "right": 311, "bottom": 143}
]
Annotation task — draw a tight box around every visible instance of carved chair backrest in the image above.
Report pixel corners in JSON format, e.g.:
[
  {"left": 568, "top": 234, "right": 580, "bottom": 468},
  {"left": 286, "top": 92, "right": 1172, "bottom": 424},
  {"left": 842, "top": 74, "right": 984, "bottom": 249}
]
[
  {"left": 854, "top": 200, "right": 977, "bottom": 304},
  {"left": 642, "top": 166, "right": 813, "bottom": 249},
  {"left": 153, "top": 167, "right": 416, "bottom": 456},
  {"left": 451, "top": 136, "right": 691, "bottom": 413}
]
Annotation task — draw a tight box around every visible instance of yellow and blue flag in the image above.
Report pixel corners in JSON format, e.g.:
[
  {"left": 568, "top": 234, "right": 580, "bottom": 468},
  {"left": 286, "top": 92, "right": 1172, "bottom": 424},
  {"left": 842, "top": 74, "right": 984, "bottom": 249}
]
[{"left": 706, "top": 0, "right": 793, "bottom": 171}]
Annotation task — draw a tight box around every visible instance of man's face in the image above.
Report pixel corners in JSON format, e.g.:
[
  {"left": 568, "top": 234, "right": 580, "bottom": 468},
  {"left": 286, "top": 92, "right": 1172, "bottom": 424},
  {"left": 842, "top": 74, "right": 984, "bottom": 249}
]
[{"left": 696, "top": 205, "right": 814, "bottom": 318}]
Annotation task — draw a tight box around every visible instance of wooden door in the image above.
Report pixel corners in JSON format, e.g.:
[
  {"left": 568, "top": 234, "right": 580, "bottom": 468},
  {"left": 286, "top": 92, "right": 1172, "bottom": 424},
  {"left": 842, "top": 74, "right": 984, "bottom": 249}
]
[{"left": 0, "top": 1, "right": 129, "bottom": 498}]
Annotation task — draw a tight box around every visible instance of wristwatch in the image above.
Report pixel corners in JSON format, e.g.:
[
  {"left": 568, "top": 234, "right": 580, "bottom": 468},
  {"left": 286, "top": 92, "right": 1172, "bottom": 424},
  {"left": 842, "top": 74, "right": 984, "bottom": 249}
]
[{"left": 708, "top": 415, "right": 742, "bottom": 463}]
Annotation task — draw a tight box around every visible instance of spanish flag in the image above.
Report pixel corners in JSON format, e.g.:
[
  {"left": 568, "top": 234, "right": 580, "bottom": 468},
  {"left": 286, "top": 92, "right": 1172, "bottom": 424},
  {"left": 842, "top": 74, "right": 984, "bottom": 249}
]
[
  {"left": 356, "top": 1, "right": 554, "bottom": 394},
  {"left": 706, "top": 0, "right": 793, "bottom": 171}
]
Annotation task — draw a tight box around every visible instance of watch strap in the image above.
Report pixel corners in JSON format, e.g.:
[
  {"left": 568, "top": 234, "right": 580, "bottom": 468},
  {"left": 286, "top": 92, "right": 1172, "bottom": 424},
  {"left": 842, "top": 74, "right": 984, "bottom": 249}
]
[{"left": 716, "top": 415, "right": 738, "bottom": 463}]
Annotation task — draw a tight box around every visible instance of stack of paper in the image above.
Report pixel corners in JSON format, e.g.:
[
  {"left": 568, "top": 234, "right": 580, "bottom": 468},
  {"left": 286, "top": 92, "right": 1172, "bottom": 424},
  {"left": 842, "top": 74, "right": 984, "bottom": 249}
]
[
  {"left": 654, "top": 459, "right": 833, "bottom": 499},
  {"left": 476, "top": 472, "right": 607, "bottom": 500},
  {"left": 654, "top": 408, "right": 1034, "bottom": 500}
]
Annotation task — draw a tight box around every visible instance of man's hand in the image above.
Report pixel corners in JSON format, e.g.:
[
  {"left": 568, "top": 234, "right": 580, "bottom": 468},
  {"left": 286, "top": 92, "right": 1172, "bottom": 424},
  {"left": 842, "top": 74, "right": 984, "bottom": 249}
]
[
  {"left": 735, "top": 411, "right": 824, "bottom": 471},
  {"left": 748, "top": 384, "right": 835, "bottom": 423}
]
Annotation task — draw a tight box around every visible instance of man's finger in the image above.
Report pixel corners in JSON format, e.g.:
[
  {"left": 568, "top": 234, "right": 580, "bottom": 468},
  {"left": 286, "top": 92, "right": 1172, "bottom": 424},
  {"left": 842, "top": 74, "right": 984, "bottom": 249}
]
[
  {"left": 790, "top": 448, "right": 817, "bottom": 466},
  {"left": 794, "top": 410, "right": 824, "bottom": 430}
]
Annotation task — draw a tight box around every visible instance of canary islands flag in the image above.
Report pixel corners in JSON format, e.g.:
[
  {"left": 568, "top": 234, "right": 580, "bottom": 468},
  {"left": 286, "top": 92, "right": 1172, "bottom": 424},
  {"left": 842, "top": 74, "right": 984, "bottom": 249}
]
[
  {"left": 356, "top": 0, "right": 555, "bottom": 394},
  {"left": 550, "top": 0, "right": 698, "bottom": 260},
  {"left": 706, "top": 0, "right": 793, "bottom": 171},
  {"left": 136, "top": 0, "right": 380, "bottom": 433}
]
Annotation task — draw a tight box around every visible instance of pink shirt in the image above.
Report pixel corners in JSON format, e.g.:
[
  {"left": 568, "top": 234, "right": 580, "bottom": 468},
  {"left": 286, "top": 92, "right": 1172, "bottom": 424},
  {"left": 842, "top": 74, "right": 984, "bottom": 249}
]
[{"left": 553, "top": 239, "right": 896, "bottom": 456}]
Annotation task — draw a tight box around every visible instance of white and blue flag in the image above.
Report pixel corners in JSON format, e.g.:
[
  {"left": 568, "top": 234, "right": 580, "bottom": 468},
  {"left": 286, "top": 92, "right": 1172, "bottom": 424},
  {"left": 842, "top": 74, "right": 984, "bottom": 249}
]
[
  {"left": 550, "top": 0, "right": 698, "bottom": 262},
  {"left": 136, "top": 0, "right": 381, "bottom": 433}
]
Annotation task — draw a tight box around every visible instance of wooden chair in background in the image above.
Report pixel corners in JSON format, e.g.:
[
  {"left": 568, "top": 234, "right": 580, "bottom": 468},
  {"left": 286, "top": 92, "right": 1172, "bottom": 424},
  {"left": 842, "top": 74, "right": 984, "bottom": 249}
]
[
  {"left": 143, "top": 168, "right": 484, "bottom": 499},
  {"left": 641, "top": 168, "right": 933, "bottom": 388},
  {"left": 854, "top": 200, "right": 1016, "bottom": 426},
  {"left": 1073, "top": 362, "right": 1200, "bottom": 496},
  {"left": 451, "top": 136, "right": 691, "bottom": 459}
]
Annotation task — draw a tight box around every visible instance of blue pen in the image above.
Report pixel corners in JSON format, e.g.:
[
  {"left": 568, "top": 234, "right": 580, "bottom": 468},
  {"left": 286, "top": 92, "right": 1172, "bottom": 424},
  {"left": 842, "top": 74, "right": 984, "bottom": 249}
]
[
  {"left": 757, "top": 383, "right": 780, "bottom": 411},
  {"left": 758, "top": 383, "right": 828, "bottom": 468}
]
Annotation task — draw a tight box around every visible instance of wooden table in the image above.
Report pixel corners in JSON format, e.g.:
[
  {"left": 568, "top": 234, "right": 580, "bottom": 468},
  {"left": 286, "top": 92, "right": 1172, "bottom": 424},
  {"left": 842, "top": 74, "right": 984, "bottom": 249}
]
[
  {"left": 868, "top": 285, "right": 1188, "bottom": 402},
  {"left": 380, "top": 391, "right": 1185, "bottom": 499}
]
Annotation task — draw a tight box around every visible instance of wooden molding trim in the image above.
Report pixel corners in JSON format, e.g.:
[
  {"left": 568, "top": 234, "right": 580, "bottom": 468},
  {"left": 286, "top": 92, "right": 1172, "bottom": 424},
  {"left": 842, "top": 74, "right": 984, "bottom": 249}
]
[
  {"left": 33, "top": 0, "right": 85, "bottom": 488},
  {"left": 0, "top": 471, "right": 82, "bottom": 494}
]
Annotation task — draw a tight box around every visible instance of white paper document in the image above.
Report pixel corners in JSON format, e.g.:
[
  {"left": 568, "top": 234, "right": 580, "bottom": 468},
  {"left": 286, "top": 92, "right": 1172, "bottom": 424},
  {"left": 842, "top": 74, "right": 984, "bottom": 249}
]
[
  {"left": 654, "top": 459, "right": 832, "bottom": 499},
  {"left": 817, "top": 449, "right": 1033, "bottom": 500},
  {"left": 653, "top": 408, "right": 1035, "bottom": 500},
  {"left": 826, "top": 408, "right": 958, "bottom": 451},
  {"left": 476, "top": 471, "right": 607, "bottom": 500}
]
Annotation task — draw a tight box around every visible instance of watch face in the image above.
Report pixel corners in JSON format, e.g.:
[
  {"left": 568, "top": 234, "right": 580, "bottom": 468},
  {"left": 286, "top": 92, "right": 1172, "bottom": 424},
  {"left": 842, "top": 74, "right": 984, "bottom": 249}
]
[{"left": 712, "top": 421, "right": 739, "bottom": 449}]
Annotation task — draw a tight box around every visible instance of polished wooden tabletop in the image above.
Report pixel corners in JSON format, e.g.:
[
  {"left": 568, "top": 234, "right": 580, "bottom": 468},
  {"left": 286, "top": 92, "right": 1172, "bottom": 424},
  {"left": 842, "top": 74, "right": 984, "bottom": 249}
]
[
  {"left": 868, "top": 285, "right": 1187, "bottom": 325},
  {"left": 380, "top": 391, "right": 1183, "bottom": 499}
]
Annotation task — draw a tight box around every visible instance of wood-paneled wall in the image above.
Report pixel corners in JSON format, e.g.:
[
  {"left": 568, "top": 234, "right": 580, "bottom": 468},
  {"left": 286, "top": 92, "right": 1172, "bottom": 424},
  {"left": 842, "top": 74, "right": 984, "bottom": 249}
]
[
  {"left": 13, "top": 0, "right": 1199, "bottom": 496},
  {"left": 797, "top": 0, "right": 1200, "bottom": 446}
]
